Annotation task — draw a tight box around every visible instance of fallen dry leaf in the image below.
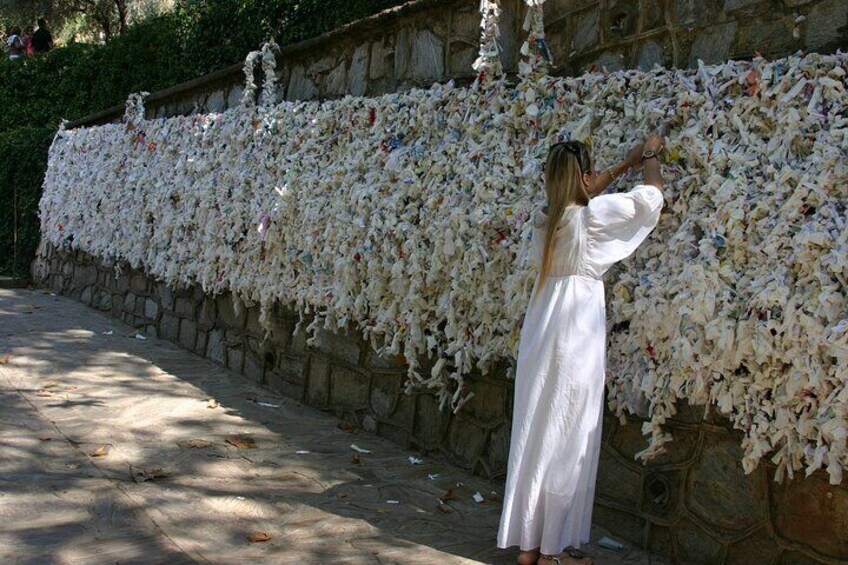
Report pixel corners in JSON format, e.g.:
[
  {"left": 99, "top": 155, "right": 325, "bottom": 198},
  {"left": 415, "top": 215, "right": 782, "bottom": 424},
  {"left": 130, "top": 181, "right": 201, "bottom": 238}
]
[
  {"left": 337, "top": 422, "right": 358, "bottom": 432},
  {"left": 439, "top": 489, "right": 456, "bottom": 503},
  {"left": 131, "top": 466, "right": 170, "bottom": 483},
  {"left": 436, "top": 502, "right": 453, "bottom": 514},
  {"left": 226, "top": 435, "right": 257, "bottom": 449},
  {"left": 177, "top": 439, "right": 213, "bottom": 449},
  {"left": 207, "top": 399, "right": 220, "bottom": 409},
  {"left": 89, "top": 445, "right": 110, "bottom": 457},
  {"left": 0, "top": 355, "right": 11, "bottom": 365},
  {"left": 38, "top": 436, "right": 52, "bottom": 442},
  {"left": 350, "top": 454, "right": 362, "bottom": 465},
  {"left": 35, "top": 390, "right": 53, "bottom": 397},
  {"left": 247, "top": 532, "right": 272, "bottom": 543},
  {"left": 42, "top": 382, "right": 60, "bottom": 389}
]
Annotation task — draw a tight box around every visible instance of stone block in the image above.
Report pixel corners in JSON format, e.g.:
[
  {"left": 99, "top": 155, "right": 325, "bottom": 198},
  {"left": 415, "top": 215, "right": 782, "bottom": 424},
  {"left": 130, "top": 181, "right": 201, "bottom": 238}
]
[
  {"left": 245, "top": 306, "right": 262, "bottom": 337},
  {"left": 412, "top": 393, "right": 450, "bottom": 448},
  {"left": 673, "top": 518, "right": 724, "bottom": 564},
  {"left": 771, "top": 470, "right": 848, "bottom": 558},
  {"left": 197, "top": 297, "right": 216, "bottom": 329},
  {"left": 484, "top": 423, "right": 511, "bottom": 479},
  {"left": 369, "top": 39, "right": 390, "bottom": 80},
  {"left": 323, "top": 61, "right": 347, "bottom": 97},
  {"left": 194, "top": 330, "right": 207, "bottom": 356},
  {"left": 243, "top": 352, "right": 264, "bottom": 384},
  {"left": 636, "top": 40, "right": 665, "bottom": 71},
  {"left": 160, "top": 313, "right": 179, "bottom": 342},
  {"left": 226, "top": 84, "right": 244, "bottom": 109},
  {"left": 686, "top": 430, "right": 767, "bottom": 533},
  {"left": 593, "top": 504, "right": 647, "bottom": 547},
  {"left": 723, "top": 0, "right": 762, "bottom": 11},
  {"left": 97, "top": 291, "right": 112, "bottom": 311},
  {"left": 591, "top": 50, "right": 626, "bottom": 72},
  {"left": 145, "top": 324, "right": 158, "bottom": 339},
  {"left": 689, "top": 22, "right": 737, "bottom": 66},
  {"left": 227, "top": 346, "right": 244, "bottom": 373},
  {"left": 313, "top": 329, "right": 360, "bottom": 366},
  {"left": 646, "top": 524, "right": 675, "bottom": 562},
  {"left": 225, "top": 329, "right": 243, "bottom": 346},
  {"left": 216, "top": 293, "right": 245, "bottom": 329},
  {"left": 206, "top": 89, "right": 226, "bottom": 112},
  {"left": 409, "top": 29, "right": 444, "bottom": 84},
  {"left": 123, "top": 293, "right": 136, "bottom": 313},
  {"left": 448, "top": 42, "right": 478, "bottom": 77},
  {"left": 805, "top": 0, "right": 848, "bottom": 52},
  {"left": 174, "top": 296, "right": 194, "bottom": 319},
  {"left": 445, "top": 415, "right": 488, "bottom": 468},
  {"left": 306, "top": 356, "right": 330, "bottom": 407},
  {"left": 80, "top": 286, "right": 93, "bottom": 306},
  {"left": 596, "top": 447, "right": 642, "bottom": 509},
  {"left": 135, "top": 295, "right": 146, "bottom": 316},
  {"left": 725, "top": 530, "right": 780, "bottom": 565},
  {"left": 366, "top": 349, "right": 407, "bottom": 371},
  {"left": 462, "top": 378, "right": 506, "bottom": 425},
  {"left": 144, "top": 298, "right": 159, "bottom": 320},
  {"left": 377, "top": 422, "right": 410, "bottom": 449},
  {"left": 329, "top": 366, "right": 370, "bottom": 411},
  {"left": 641, "top": 471, "right": 682, "bottom": 519},
  {"left": 279, "top": 355, "right": 306, "bottom": 385},
  {"left": 178, "top": 319, "right": 197, "bottom": 351},
  {"left": 675, "top": 0, "right": 722, "bottom": 28},
  {"left": 393, "top": 28, "right": 411, "bottom": 81},
  {"left": 77, "top": 265, "right": 98, "bottom": 286},
  {"left": 573, "top": 8, "right": 599, "bottom": 53},
  {"left": 347, "top": 43, "right": 369, "bottom": 96},
  {"left": 206, "top": 329, "right": 225, "bottom": 365},
  {"left": 369, "top": 372, "right": 402, "bottom": 419},
  {"left": 115, "top": 273, "right": 130, "bottom": 293},
  {"left": 130, "top": 273, "right": 148, "bottom": 294},
  {"left": 287, "top": 65, "right": 318, "bottom": 101},
  {"left": 611, "top": 419, "right": 699, "bottom": 467}
]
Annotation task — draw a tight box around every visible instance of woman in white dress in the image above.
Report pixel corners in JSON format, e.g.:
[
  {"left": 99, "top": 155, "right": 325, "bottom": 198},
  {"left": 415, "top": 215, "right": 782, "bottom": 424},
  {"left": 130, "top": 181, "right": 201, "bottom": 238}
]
[{"left": 497, "top": 135, "right": 665, "bottom": 565}]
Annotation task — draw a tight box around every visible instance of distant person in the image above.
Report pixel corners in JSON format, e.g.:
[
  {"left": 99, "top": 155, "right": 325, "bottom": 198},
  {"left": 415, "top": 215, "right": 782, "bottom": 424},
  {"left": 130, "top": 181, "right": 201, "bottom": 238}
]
[
  {"left": 6, "top": 26, "right": 24, "bottom": 60},
  {"left": 31, "top": 18, "right": 53, "bottom": 53},
  {"left": 23, "top": 26, "right": 34, "bottom": 56}
]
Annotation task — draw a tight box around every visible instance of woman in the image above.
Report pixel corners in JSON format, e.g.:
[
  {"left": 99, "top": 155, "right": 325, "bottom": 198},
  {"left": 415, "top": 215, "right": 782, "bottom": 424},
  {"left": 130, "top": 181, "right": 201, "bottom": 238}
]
[
  {"left": 23, "top": 26, "right": 34, "bottom": 56},
  {"left": 497, "top": 135, "right": 665, "bottom": 565}
]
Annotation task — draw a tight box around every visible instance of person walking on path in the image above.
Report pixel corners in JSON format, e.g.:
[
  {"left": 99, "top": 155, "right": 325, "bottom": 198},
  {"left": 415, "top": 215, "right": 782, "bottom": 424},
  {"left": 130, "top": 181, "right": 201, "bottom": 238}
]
[
  {"left": 31, "top": 18, "right": 53, "bottom": 53},
  {"left": 6, "top": 26, "right": 25, "bottom": 60},
  {"left": 497, "top": 135, "right": 665, "bottom": 565}
]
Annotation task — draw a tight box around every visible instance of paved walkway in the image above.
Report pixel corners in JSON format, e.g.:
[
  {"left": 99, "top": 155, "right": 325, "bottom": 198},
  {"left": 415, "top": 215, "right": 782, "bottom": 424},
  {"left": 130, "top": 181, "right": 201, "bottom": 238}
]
[{"left": 0, "top": 289, "right": 668, "bottom": 564}]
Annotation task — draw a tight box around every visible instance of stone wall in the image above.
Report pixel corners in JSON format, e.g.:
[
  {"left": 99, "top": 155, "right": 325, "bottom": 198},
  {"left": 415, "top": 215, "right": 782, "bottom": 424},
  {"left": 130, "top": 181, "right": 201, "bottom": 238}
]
[
  {"left": 35, "top": 243, "right": 848, "bottom": 564},
  {"left": 69, "top": 0, "right": 848, "bottom": 127}
]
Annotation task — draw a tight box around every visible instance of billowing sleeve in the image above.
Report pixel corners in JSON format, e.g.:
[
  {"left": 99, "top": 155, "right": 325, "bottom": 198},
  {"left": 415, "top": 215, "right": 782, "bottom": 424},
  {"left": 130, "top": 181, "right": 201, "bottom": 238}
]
[{"left": 584, "top": 184, "right": 663, "bottom": 276}]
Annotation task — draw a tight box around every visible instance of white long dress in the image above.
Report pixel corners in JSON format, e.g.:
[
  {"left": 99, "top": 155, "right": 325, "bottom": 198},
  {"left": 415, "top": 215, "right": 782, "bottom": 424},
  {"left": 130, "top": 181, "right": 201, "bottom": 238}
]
[{"left": 497, "top": 184, "right": 664, "bottom": 555}]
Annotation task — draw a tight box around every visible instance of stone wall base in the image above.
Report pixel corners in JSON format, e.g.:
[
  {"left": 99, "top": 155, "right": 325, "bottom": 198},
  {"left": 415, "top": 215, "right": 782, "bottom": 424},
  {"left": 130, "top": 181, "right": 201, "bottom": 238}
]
[{"left": 32, "top": 243, "right": 848, "bottom": 564}]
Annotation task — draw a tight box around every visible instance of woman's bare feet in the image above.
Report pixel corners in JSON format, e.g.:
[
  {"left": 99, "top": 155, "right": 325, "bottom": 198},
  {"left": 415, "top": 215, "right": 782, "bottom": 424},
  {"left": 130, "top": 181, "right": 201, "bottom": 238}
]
[{"left": 517, "top": 547, "right": 540, "bottom": 565}]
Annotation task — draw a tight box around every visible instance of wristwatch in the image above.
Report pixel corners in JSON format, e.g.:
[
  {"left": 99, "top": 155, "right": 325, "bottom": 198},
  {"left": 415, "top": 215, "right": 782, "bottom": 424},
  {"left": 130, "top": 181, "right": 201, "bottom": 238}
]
[{"left": 641, "top": 149, "right": 658, "bottom": 161}]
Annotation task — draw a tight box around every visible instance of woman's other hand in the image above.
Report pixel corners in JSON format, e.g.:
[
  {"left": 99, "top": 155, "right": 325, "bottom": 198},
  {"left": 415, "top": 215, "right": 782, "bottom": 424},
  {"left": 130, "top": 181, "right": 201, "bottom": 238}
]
[{"left": 644, "top": 134, "right": 664, "bottom": 153}]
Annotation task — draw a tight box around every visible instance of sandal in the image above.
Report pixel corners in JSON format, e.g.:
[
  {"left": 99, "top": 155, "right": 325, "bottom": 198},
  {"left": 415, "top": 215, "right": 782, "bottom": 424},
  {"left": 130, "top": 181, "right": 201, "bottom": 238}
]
[{"left": 539, "top": 546, "right": 593, "bottom": 564}]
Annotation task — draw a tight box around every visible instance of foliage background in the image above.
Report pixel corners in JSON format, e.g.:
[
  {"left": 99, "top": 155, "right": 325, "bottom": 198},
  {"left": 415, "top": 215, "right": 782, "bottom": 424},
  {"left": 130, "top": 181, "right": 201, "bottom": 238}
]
[{"left": 0, "top": 0, "right": 407, "bottom": 276}]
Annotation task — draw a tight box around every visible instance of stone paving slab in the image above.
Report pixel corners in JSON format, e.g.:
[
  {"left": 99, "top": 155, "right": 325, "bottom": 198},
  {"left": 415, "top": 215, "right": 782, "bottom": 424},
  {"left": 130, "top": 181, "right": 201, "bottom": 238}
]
[{"left": 0, "top": 289, "right": 669, "bottom": 564}]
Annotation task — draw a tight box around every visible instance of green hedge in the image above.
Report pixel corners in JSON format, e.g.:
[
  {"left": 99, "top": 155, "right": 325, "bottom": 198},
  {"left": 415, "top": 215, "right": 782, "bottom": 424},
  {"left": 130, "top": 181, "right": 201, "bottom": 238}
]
[
  {"left": 0, "top": 127, "right": 55, "bottom": 278},
  {"left": 0, "top": 0, "right": 407, "bottom": 275}
]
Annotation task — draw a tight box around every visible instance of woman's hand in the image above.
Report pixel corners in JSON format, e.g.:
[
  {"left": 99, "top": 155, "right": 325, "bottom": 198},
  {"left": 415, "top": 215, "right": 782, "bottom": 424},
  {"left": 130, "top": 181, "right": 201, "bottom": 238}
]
[{"left": 625, "top": 142, "right": 644, "bottom": 167}]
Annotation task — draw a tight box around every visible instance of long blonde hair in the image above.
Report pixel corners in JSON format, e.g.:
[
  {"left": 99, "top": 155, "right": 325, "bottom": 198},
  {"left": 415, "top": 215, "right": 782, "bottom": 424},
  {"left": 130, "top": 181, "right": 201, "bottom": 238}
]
[{"left": 537, "top": 141, "right": 592, "bottom": 291}]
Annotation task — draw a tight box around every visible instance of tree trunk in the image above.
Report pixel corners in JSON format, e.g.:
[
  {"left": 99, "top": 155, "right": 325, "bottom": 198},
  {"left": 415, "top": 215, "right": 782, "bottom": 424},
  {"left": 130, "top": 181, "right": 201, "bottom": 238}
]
[{"left": 115, "top": 0, "right": 128, "bottom": 34}]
